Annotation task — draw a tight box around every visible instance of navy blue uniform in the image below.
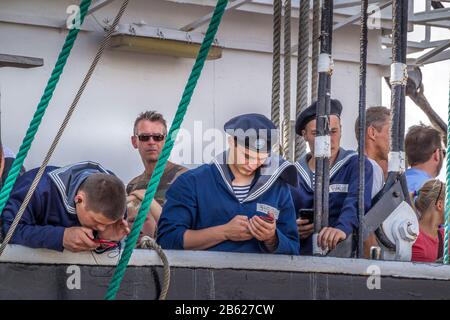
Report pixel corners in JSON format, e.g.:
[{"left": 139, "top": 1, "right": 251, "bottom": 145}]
[
  {"left": 1, "top": 162, "right": 113, "bottom": 251},
  {"left": 290, "top": 148, "right": 373, "bottom": 255},
  {"left": 157, "top": 152, "right": 300, "bottom": 255}
]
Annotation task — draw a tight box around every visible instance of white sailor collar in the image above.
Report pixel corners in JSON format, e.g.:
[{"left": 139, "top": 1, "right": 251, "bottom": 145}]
[
  {"left": 294, "top": 148, "right": 357, "bottom": 190},
  {"left": 212, "top": 150, "right": 297, "bottom": 203},
  {"left": 48, "top": 161, "right": 111, "bottom": 215}
]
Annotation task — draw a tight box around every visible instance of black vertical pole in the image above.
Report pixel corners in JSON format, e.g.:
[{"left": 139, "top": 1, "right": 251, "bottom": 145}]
[
  {"left": 398, "top": 0, "right": 408, "bottom": 161},
  {"left": 386, "top": 0, "right": 409, "bottom": 190},
  {"left": 358, "top": 0, "right": 369, "bottom": 259},
  {"left": 313, "top": 0, "right": 333, "bottom": 255}
]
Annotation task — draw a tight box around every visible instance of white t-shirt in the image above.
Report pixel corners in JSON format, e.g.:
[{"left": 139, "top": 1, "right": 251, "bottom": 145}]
[
  {"left": 3, "top": 146, "right": 15, "bottom": 158},
  {"left": 369, "top": 158, "right": 384, "bottom": 199}
]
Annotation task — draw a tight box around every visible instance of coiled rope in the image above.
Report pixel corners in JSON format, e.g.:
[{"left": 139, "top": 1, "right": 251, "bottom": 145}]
[
  {"left": 311, "top": 0, "right": 321, "bottom": 101},
  {"left": 271, "top": 0, "right": 282, "bottom": 129},
  {"left": 444, "top": 77, "right": 450, "bottom": 264},
  {"left": 294, "top": 0, "right": 310, "bottom": 160},
  {"left": 282, "top": 0, "right": 292, "bottom": 161},
  {"left": 139, "top": 236, "right": 171, "bottom": 300}
]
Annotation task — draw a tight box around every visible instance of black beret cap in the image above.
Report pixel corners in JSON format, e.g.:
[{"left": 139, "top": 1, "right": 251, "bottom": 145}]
[
  {"left": 224, "top": 113, "right": 278, "bottom": 152},
  {"left": 295, "top": 99, "right": 343, "bottom": 136}
]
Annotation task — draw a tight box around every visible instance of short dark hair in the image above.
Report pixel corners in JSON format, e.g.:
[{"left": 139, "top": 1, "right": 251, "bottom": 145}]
[
  {"left": 79, "top": 173, "right": 126, "bottom": 221},
  {"left": 405, "top": 124, "right": 442, "bottom": 166},
  {"left": 133, "top": 111, "right": 167, "bottom": 135},
  {"left": 354, "top": 106, "right": 390, "bottom": 141}
]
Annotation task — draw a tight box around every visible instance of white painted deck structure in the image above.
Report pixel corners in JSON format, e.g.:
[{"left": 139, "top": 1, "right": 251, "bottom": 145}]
[{"left": 0, "top": 0, "right": 448, "bottom": 183}]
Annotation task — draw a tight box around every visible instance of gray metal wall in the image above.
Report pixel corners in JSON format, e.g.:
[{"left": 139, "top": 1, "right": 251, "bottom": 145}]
[
  {"left": 0, "top": 0, "right": 384, "bottom": 182},
  {"left": 0, "top": 263, "right": 449, "bottom": 300}
]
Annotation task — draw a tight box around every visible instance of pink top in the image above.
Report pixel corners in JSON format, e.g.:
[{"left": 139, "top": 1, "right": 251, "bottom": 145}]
[{"left": 412, "top": 228, "right": 446, "bottom": 263}]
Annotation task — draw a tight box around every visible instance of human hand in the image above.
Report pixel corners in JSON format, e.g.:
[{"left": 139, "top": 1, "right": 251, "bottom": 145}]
[
  {"left": 223, "top": 215, "right": 253, "bottom": 242},
  {"left": 128, "top": 190, "right": 162, "bottom": 222},
  {"left": 296, "top": 218, "right": 314, "bottom": 239},
  {"left": 150, "top": 199, "right": 162, "bottom": 222},
  {"left": 97, "top": 219, "right": 130, "bottom": 242},
  {"left": 249, "top": 213, "right": 277, "bottom": 242},
  {"left": 63, "top": 227, "right": 98, "bottom": 252},
  {"left": 317, "top": 227, "right": 346, "bottom": 251}
]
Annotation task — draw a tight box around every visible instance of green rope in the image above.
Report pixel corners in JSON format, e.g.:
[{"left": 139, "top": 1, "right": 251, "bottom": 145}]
[
  {"left": 445, "top": 77, "right": 450, "bottom": 265},
  {"left": 104, "top": 0, "right": 229, "bottom": 300},
  {"left": 0, "top": 0, "right": 92, "bottom": 215}
]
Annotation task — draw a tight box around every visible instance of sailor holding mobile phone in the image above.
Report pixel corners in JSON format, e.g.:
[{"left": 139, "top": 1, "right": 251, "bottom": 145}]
[
  {"left": 290, "top": 100, "right": 374, "bottom": 255},
  {"left": 2, "top": 162, "right": 130, "bottom": 252},
  {"left": 157, "top": 114, "right": 300, "bottom": 255}
]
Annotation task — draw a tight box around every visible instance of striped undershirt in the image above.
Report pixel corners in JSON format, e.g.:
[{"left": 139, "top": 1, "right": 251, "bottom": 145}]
[{"left": 232, "top": 184, "right": 251, "bottom": 202}]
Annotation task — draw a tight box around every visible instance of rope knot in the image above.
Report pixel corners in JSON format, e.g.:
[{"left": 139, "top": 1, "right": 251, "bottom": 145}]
[{"left": 139, "top": 235, "right": 156, "bottom": 249}]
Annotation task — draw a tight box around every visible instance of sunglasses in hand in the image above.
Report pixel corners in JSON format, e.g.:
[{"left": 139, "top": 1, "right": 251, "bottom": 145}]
[{"left": 136, "top": 133, "right": 166, "bottom": 142}]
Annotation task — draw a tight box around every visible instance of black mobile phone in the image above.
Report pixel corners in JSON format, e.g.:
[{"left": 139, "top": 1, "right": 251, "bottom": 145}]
[{"left": 296, "top": 209, "right": 314, "bottom": 224}]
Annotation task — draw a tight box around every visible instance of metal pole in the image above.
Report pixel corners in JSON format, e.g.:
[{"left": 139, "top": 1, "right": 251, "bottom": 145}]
[
  {"left": 398, "top": 1, "right": 408, "bottom": 157},
  {"left": 386, "top": 0, "right": 409, "bottom": 189},
  {"left": 313, "top": 0, "right": 333, "bottom": 256},
  {"left": 358, "top": 0, "right": 369, "bottom": 259}
]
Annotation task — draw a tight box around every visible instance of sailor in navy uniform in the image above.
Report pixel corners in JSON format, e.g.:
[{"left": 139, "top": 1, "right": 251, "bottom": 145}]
[
  {"left": 157, "top": 113, "right": 300, "bottom": 255},
  {"left": 2, "top": 161, "right": 128, "bottom": 252},
  {"left": 291, "top": 100, "right": 373, "bottom": 255}
]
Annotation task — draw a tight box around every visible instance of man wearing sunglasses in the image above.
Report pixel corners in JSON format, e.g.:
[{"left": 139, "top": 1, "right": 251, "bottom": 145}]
[
  {"left": 128, "top": 111, "right": 187, "bottom": 206},
  {"left": 157, "top": 113, "right": 299, "bottom": 255},
  {"left": 405, "top": 124, "right": 446, "bottom": 193}
]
